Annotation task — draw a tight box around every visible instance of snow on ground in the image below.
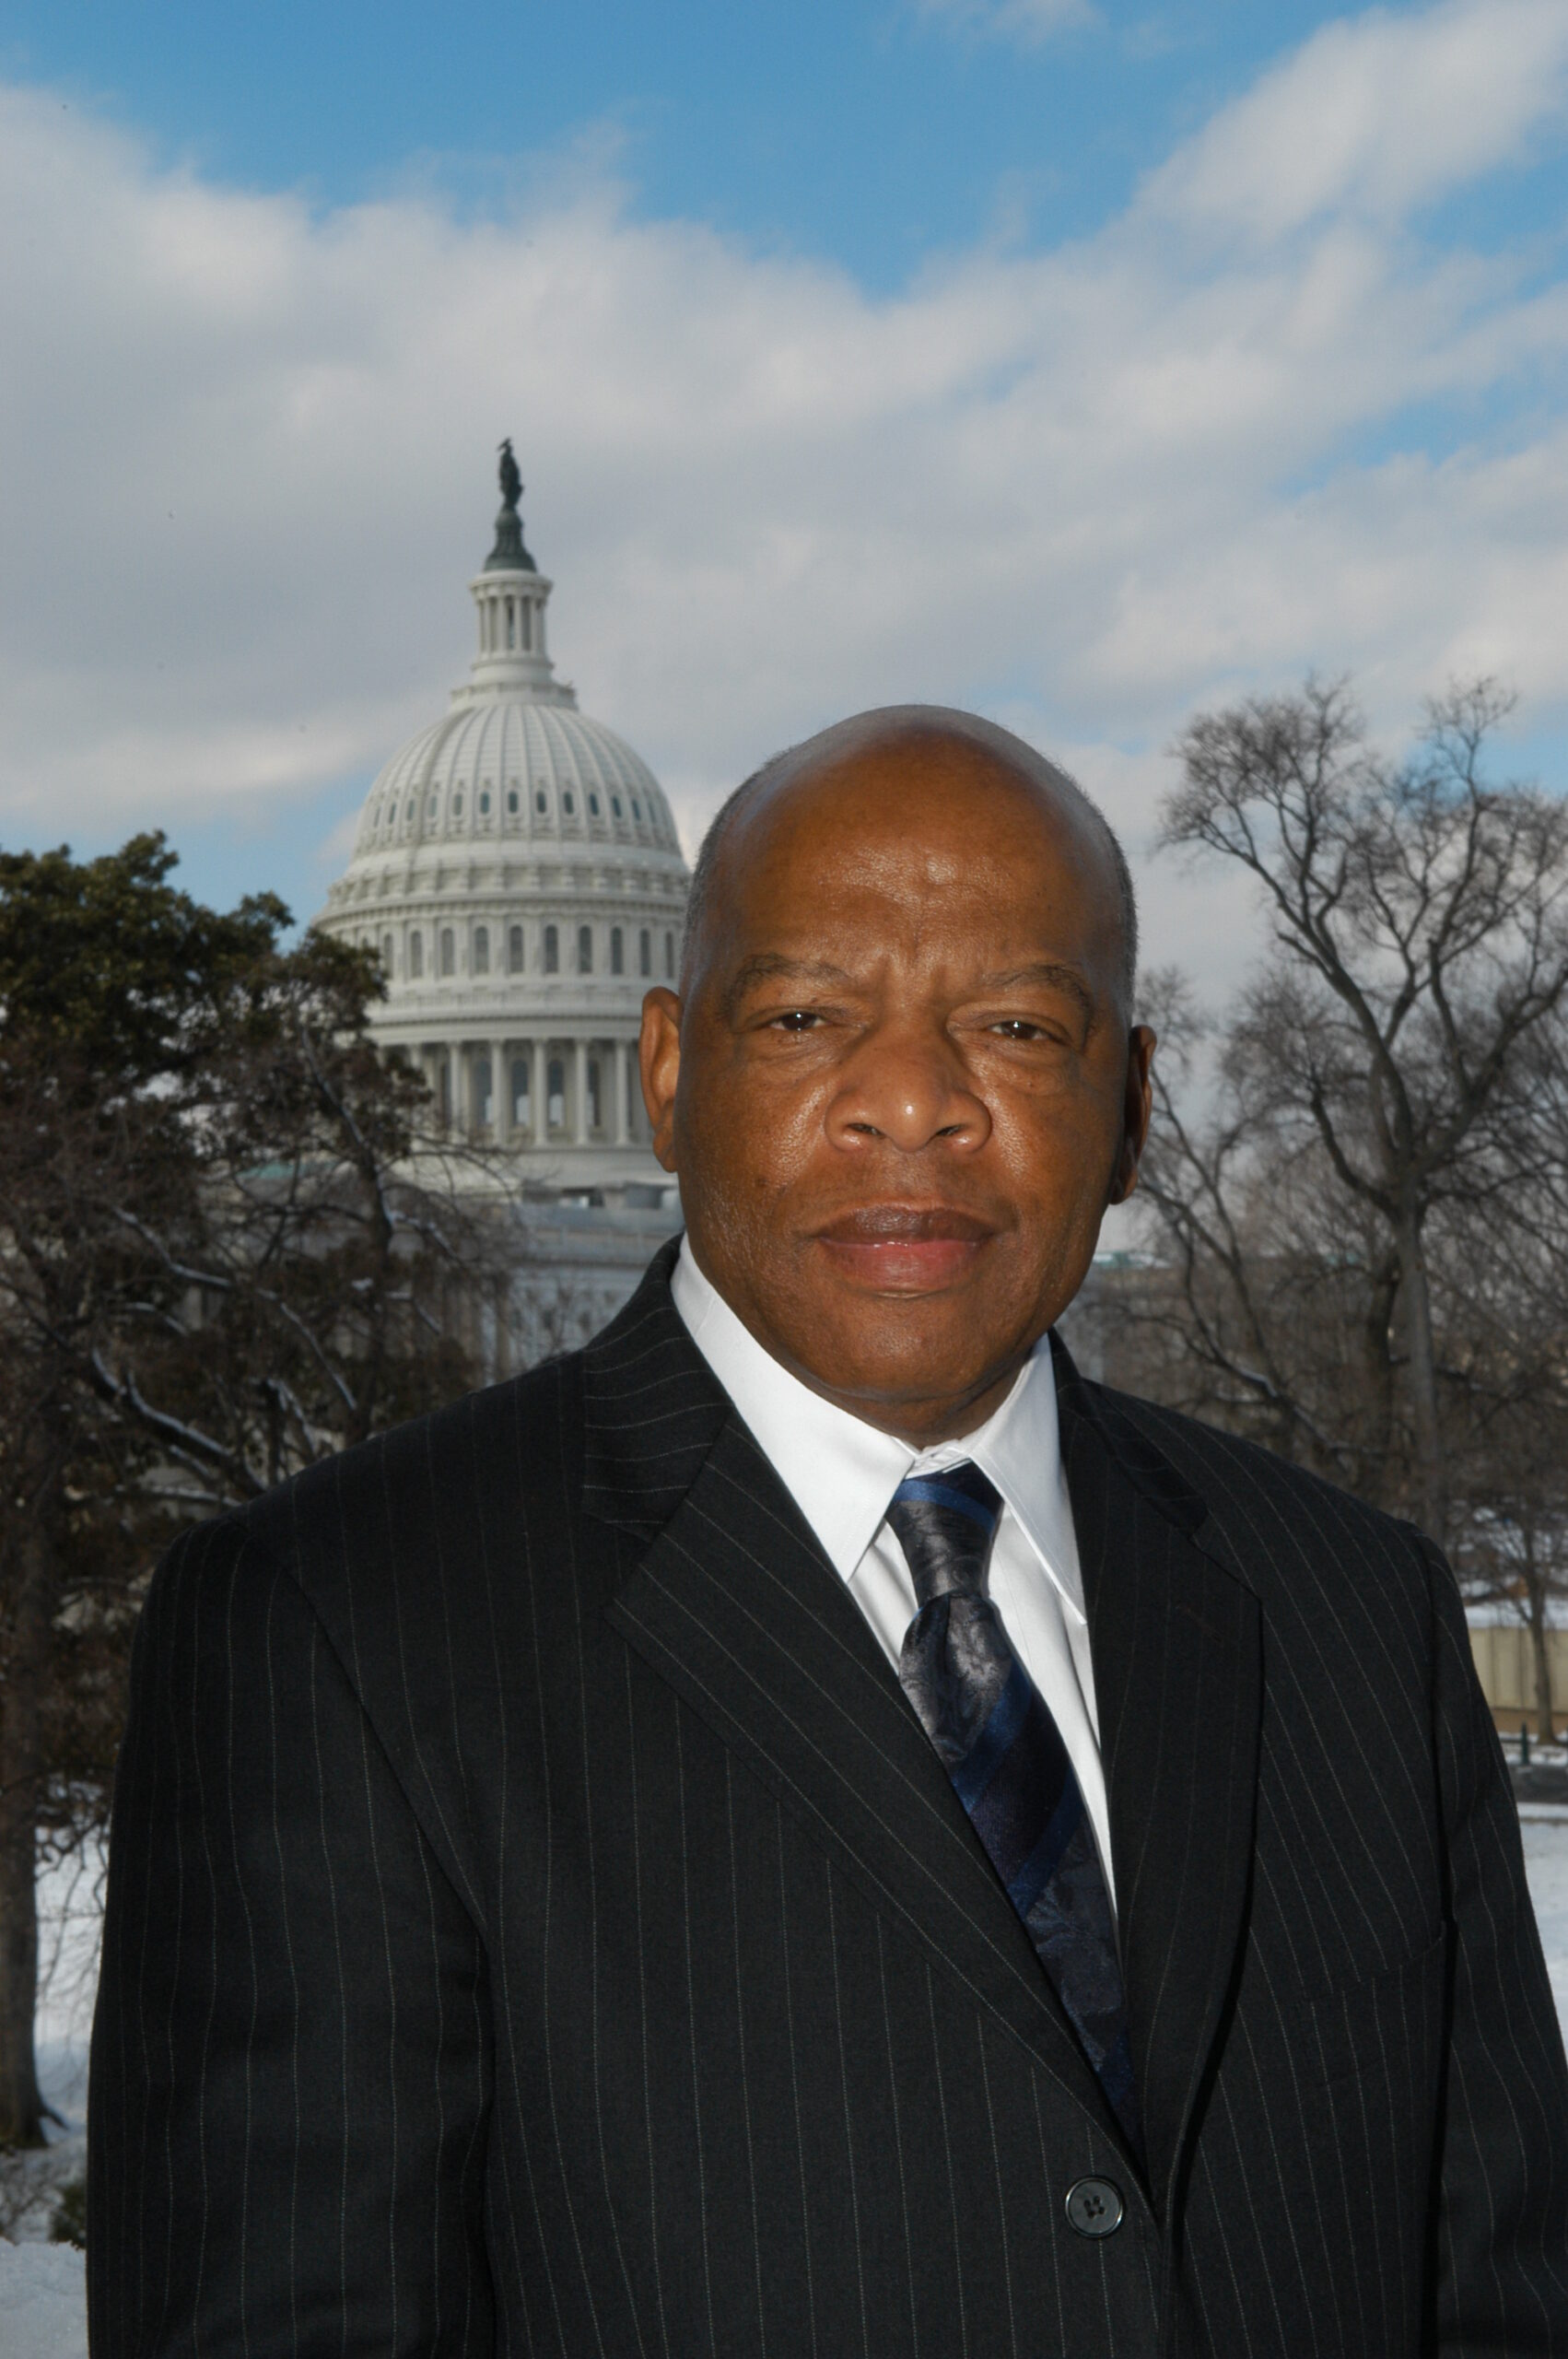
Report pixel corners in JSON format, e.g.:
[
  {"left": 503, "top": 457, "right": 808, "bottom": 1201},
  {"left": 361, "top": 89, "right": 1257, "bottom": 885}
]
[
  {"left": 0, "top": 1847, "right": 100, "bottom": 2349},
  {"left": 5, "top": 1823, "right": 1568, "bottom": 2352},
  {"left": 0, "top": 2245, "right": 87, "bottom": 2359},
  {"left": 1522, "top": 1816, "right": 1568, "bottom": 2026}
]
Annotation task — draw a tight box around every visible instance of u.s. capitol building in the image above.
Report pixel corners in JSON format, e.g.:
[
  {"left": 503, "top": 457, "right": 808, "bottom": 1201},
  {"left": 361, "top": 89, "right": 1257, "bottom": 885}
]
[{"left": 315, "top": 449, "right": 688, "bottom": 1355}]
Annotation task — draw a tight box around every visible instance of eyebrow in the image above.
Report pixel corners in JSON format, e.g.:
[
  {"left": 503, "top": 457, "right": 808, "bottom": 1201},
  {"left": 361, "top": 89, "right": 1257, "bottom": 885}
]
[
  {"left": 722, "top": 953, "right": 856, "bottom": 1017},
  {"left": 972, "top": 962, "right": 1098, "bottom": 1028}
]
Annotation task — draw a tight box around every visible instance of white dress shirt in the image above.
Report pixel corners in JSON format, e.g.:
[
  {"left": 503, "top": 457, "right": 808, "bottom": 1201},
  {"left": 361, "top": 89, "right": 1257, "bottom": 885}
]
[{"left": 670, "top": 1238, "right": 1116, "bottom": 1908}]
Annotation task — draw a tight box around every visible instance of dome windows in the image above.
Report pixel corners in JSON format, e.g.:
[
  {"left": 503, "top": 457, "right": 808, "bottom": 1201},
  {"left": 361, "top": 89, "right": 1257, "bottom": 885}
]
[
  {"left": 535, "top": 790, "right": 547, "bottom": 814},
  {"left": 381, "top": 933, "right": 394, "bottom": 975},
  {"left": 405, "top": 799, "right": 415, "bottom": 823},
  {"left": 664, "top": 931, "right": 674, "bottom": 979},
  {"left": 474, "top": 925, "right": 489, "bottom": 976},
  {"left": 578, "top": 925, "right": 593, "bottom": 974},
  {"left": 632, "top": 799, "right": 642, "bottom": 821},
  {"left": 610, "top": 926, "right": 624, "bottom": 976},
  {"left": 544, "top": 924, "right": 559, "bottom": 973},
  {"left": 427, "top": 792, "right": 438, "bottom": 818},
  {"left": 508, "top": 924, "right": 524, "bottom": 973},
  {"left": 638, "top": 927, "right": 651, "bottom": 978},
  {"left": 589, "top": 792, "right": 601, "bottom": 817},
  {"left": 508, "top": 788, "right": 519, "bottom": 816},
  {"left": 409, "top": 931, "right": 424, "bottom": 979},
  {"left": 563, "top": 791, "right": 576, "bottom": 816},
  {"left": 479, "top": 788, "right": 491, "bottom": 817},
  {"left": 612, "top": 796, "right": 623, "bottom": 819},
  {"left": 440, "top": 928, "right": 455, "bottom": 978},
  {"left": 453, "top": 791, "right": 464, "bottom": 817}
]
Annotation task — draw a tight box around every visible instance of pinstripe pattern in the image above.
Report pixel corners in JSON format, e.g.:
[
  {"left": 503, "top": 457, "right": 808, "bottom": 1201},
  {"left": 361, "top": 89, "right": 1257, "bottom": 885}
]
[{"left": 88, "top": 1240, "right": 1568, "bottom": 2354}]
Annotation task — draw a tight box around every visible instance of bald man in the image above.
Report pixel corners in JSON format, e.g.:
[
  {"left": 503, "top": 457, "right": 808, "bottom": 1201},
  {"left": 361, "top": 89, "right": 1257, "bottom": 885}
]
[{"left": 91, "top": 710, "right": 1568, "bottom": 2357}]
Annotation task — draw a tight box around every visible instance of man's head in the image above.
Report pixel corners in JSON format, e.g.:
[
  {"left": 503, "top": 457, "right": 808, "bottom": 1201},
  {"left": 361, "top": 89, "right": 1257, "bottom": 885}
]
[{"left": 640, "top": 706, "right": 1155, "bottom": 1444}]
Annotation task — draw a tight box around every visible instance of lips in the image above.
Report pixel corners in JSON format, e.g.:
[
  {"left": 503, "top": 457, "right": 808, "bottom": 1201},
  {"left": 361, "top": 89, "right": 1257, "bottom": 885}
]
[{"left": 813, "top": 1203, "right": 996, "bottom": 1290}]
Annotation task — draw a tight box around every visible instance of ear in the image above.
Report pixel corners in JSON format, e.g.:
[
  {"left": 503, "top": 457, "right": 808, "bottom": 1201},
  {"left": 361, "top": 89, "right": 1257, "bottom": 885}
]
[
  {"left": 638, "top": 989, "right": 683, "bottom": 1172},
  {"left": 1107, "top": 1024, "right": 1156, "bottom": 1205}
]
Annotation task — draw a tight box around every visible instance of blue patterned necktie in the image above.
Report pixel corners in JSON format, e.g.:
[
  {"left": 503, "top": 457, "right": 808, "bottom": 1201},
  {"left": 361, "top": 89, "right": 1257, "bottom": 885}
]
[{"left": 888, "top": 1461, "right": 1141, "bottom": 2154}]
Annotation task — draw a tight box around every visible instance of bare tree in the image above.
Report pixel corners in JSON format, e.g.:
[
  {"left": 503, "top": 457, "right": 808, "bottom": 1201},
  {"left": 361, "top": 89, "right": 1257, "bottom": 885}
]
[
  {"left": 1437, "top": 1106, "right": 1568, "bottom": 1739},
  {"left": 1156, "top": 677, "right": 1568, "bottom": 1542},
  {"left": 1132, "top": 970, "right": 1408, "bottom": 1502}
]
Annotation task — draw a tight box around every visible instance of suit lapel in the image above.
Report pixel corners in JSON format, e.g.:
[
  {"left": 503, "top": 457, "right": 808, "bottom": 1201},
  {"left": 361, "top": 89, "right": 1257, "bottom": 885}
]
[
  {"left": 585, "top": 1251, "right": 1109, "bottom": 2128},
  {"left": 1054, "top": 1340, "right": 1263, "bottom": 2212},
  {"left": 583, "top": 1250, "right": 1264, "bottom": 2189}
]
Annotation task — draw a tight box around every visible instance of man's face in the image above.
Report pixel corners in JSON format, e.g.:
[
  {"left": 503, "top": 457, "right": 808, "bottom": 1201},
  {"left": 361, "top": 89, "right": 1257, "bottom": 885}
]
[{"left": 640, "top": 727, "right": 1155, "bottom": 1441}]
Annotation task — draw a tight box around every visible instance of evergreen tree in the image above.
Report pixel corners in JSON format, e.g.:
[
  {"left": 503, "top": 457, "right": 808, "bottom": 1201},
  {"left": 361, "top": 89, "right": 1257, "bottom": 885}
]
[{"left": 0, "top": 837, "right": 493, "bottom": 2144}]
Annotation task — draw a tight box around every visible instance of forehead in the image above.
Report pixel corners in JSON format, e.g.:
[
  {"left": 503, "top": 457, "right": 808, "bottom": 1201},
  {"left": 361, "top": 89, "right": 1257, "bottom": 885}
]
[{"left": 717, "top": 737, "right": 1117, "bottom": 947}]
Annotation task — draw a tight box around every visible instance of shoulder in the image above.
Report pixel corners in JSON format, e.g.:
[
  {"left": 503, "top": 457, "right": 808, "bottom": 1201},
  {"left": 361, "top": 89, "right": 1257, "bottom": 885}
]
[
  {"left": 1079, "top": 1375, "right": 1436, "bottom": 1593},
  {"left": 1082, "top": 1377, "right": 1410, "bottom": 1523},
  {"left": 145, "top": 1347, "right": 595, "bottom": 1634}
]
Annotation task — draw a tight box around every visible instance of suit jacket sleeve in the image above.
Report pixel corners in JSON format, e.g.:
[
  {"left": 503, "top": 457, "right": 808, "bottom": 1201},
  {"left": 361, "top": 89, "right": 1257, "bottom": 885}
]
[
  {"left": 1428, "top": 1540, "right": 1568, "bottom": 2353},
  {"left": 88, "top": 1510, "right": 494, "bottom": 2357}
]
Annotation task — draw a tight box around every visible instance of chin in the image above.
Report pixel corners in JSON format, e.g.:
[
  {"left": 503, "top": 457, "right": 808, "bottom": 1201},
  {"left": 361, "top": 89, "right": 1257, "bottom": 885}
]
[{"left": 793, "top": 1308, "right": 999, "bottom": 1406}]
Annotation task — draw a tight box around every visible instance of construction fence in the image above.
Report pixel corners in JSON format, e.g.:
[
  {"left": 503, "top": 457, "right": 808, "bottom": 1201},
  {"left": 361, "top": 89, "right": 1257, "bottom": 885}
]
[{"left": 1469, "top": 1621, "right": 1568, "bottom": 1736}]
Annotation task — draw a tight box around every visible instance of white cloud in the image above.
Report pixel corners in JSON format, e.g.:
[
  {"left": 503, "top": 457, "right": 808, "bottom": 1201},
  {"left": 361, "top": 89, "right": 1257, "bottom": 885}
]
[
  {"left": 1144, "top": 0, "right": 1568, "bottom": 241},
  {"left": 1, "top": 0, "right": 1567, "bottom": 1008}
]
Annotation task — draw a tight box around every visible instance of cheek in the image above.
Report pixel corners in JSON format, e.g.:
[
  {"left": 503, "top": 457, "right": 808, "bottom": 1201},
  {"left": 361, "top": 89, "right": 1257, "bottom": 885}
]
[
  {"left": 710, "top": 1060, "right": 825, "bottom": 1161},
  {"left": 678, "top": 1062, "right": 824, "bottom": 1215},
  {"left": 991, "top": 1084, "right": 1119, "bottom": 1200}
]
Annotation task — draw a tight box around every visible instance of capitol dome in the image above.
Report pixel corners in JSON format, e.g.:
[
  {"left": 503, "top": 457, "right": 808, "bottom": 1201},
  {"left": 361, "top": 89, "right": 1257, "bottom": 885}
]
[{"left": 317, "top": 448, "right": 689, "bottom": 1198}]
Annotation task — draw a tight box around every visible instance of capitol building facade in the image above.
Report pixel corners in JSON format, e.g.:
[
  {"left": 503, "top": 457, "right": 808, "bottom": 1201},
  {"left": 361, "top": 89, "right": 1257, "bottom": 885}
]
[
  {"left": 315, "top": 452, "right": 689, "bottom": 1356},
  {"left": 316, "top": 451, "right": 689, "bottom": 1205}
]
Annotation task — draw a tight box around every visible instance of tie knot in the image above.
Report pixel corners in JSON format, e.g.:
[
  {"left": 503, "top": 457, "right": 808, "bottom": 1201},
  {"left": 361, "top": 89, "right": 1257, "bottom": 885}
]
[{"left": 885, "top": 1461, "right": 1002, "bottom": 1606}]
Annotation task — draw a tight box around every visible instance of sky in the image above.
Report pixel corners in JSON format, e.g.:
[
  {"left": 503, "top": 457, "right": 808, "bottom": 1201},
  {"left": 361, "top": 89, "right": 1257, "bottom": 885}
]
[{"left": 3, "top": 0, "right": 1568, "bottom": 992}]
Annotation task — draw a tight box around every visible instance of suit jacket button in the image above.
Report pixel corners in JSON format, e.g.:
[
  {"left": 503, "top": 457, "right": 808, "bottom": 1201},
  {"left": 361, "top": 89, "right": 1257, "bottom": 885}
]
[{"left": 1065, "top": 2176, "right": 1125, "bottom": 2238}]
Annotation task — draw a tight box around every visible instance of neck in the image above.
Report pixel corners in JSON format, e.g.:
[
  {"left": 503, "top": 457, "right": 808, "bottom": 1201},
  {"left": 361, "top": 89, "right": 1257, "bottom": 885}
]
[{"left": 775, "top": 1353, "right": 1027, "bottom": 1450}]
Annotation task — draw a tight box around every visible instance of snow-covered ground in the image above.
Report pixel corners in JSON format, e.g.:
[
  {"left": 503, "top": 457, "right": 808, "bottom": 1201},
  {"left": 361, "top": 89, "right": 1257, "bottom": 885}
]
[
  {"left": 0, "top": 2245, "right": 87, "bottom": 2359},
  {"left": 0, "top": 1847, "right": 100, "bottom": 2354},
  {"left": 1523, "top": 1815, "right": 1568, "bottom": 2028},
  {"left": 6, "top": 1824, "right": 1568, "bottom": 2353}
]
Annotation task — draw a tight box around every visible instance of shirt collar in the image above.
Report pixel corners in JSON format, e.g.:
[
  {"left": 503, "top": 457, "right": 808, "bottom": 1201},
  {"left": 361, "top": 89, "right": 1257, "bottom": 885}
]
[{"left": 669, "top": 1237, "right": 1084, "bottom": 1624}]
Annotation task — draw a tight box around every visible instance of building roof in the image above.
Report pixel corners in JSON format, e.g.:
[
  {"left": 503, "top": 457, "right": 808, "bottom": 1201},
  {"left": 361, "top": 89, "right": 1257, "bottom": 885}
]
[{"left": 348, "top": 697, "right": 680, "bottom": 863}]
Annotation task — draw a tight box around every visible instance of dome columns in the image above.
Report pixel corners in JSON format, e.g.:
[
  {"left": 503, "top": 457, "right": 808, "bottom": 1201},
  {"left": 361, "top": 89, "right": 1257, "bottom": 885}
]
[
  {"left": 467, "top": 568, "right": 556, "bottom": 696},
  {"left": 423, "top": 1030, "right": 641, "bottom": 1153}
]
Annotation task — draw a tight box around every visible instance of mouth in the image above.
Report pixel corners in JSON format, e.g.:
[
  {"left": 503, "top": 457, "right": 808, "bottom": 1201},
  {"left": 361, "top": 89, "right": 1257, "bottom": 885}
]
[{"left": 811, "top": 1204, "right": 998, "bottom": 1292}]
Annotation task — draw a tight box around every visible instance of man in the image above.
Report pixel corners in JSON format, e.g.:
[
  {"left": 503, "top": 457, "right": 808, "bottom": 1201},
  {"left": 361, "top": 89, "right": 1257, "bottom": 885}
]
[{"left": 90, "top": 709, "right": 1568, "bottom": 2354}]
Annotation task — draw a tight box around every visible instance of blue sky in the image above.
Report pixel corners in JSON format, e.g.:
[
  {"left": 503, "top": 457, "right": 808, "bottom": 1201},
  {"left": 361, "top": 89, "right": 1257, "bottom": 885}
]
[
  {"left": 4, "top": 2, "right": 1367, "bottom": 287},
  {"left": 2, "top": 0, "right": 1567, "bottom": 983}
]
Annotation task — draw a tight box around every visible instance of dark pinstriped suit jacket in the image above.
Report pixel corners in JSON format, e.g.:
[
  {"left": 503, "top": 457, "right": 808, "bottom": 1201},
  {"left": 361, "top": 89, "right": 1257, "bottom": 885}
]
[{"left": 89, "top": 1240, "right": 1568, "bottom": 2356}]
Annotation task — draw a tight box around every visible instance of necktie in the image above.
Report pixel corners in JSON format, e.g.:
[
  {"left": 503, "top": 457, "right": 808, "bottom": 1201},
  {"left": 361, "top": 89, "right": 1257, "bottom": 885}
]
[{"left": 888, "top": 1461, "right": 1140, "bottom": 2154}]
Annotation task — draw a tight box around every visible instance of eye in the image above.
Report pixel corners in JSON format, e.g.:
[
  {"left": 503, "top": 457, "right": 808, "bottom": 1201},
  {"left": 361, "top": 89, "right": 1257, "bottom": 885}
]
[
  {"left": 990, "top": 1018, "right": 1046, "bottom": 1040},
  {"left": 771, "top": 1009, "right": 824, "bottom": 1032}
]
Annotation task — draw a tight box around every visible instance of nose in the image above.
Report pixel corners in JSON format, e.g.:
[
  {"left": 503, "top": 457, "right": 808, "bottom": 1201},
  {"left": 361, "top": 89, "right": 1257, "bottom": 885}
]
[{"left": 824, "top": 1018, "right": 990, "bottom": 1156}]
